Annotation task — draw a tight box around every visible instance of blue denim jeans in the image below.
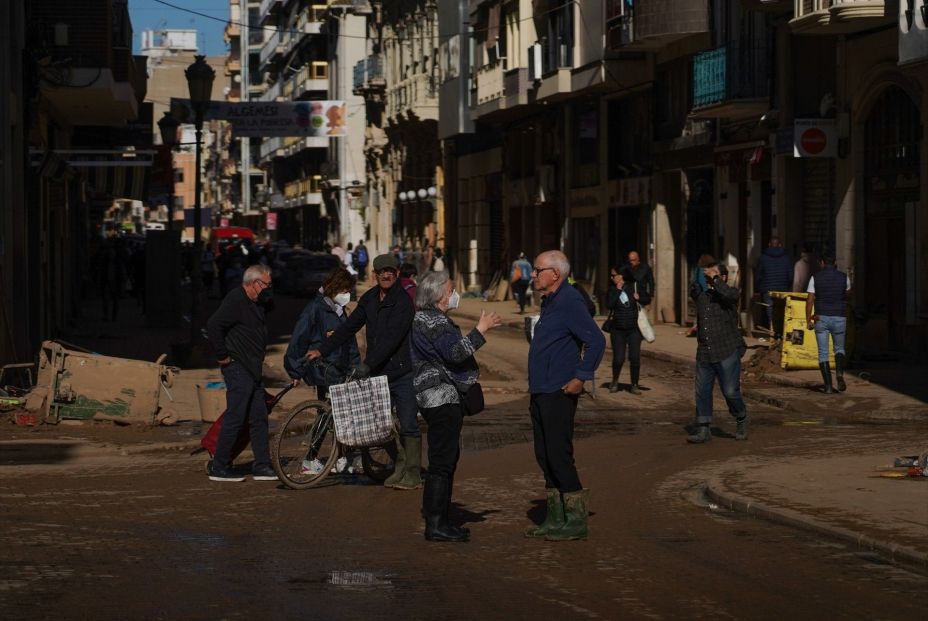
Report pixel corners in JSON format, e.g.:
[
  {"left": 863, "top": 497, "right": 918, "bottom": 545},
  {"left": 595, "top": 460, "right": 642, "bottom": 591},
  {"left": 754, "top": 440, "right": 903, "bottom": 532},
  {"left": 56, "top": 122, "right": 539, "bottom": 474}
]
[
  {"left": 390, "top": 371, "right": 421, "bottom": 438},
  {"left": 814, "top": 315, "right": 846, "bottom": 362},
  {"left": 215, "top": 362, "right": 269, "bottom": 470},
  {"left": 762, "top": 292, "right": 774, "bottom": 327},
  {"left": 695, "top": 349, "right": 747, "bottom": 425}
]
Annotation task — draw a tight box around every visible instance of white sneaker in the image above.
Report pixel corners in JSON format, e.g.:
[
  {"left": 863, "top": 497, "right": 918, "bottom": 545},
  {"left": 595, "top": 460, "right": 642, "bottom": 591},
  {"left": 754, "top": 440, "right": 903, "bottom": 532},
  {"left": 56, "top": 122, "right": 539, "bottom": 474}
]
[
  {"left": 331, "top": 456, "right": 349, "bottom": 473},
  {"left": 300, "top": 458, "right": 324, "bottom": 475}
]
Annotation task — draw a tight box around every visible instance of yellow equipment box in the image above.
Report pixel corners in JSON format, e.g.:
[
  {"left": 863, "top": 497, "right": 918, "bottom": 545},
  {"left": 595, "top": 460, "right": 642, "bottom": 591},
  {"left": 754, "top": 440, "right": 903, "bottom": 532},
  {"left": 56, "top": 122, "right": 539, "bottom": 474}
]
[{"left": 769, "top": 291, "right": 835, "bottom": 370}]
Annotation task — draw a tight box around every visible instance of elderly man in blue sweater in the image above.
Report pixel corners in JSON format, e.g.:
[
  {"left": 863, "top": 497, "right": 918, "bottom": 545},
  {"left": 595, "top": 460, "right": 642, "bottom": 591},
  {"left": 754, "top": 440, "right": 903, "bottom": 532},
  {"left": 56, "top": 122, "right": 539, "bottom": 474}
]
[{"left": 525, "top": 250, "right": 605, "bottom": 541}]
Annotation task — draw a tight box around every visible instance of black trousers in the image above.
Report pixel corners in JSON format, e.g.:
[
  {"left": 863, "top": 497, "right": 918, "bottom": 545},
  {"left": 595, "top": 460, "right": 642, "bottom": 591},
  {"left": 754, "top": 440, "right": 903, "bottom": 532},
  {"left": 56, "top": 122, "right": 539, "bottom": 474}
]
[
  {"left": 511, "top": 280, "right": 529, "bottom": 312},
  {"left": 610, "top": 327, "right": 642, "bottom": 384},
  {"left": 421, "top": 402, "right": 464, "bottom": 479},
  {"left": 529, "top": 391, "right": 581, "bottom": 493}
]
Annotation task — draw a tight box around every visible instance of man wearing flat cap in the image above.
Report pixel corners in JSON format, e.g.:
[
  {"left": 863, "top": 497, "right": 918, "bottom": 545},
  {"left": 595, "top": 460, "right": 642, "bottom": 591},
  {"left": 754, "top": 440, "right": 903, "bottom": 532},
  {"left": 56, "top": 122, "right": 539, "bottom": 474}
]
[
  {"left": 307, "top": 253, "right": 421, "bottom": 489},
  {"left": 686, "top": 255, "right": 749, "bottom": 444}
]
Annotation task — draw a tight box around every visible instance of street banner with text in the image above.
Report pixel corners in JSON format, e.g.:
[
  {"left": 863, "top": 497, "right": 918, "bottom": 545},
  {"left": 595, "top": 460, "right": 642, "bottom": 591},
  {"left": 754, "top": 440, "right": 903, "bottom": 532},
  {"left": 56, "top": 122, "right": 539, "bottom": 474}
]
[{"left": 169, "top": 99, "right": 347, "bottom": 137}]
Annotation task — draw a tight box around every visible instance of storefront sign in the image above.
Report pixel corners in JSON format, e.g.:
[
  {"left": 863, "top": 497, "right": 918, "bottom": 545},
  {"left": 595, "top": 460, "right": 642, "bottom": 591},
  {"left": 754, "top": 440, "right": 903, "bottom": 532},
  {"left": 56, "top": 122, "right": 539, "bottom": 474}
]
[
  {"left": 794, "top": 119, "right": 837, "bottom": 158},
  {"left": 266, "top": 212, "right": 278, "bottom": 231},
  {"left": 170, "top": 99, "right": 347, "bottom": 137}
]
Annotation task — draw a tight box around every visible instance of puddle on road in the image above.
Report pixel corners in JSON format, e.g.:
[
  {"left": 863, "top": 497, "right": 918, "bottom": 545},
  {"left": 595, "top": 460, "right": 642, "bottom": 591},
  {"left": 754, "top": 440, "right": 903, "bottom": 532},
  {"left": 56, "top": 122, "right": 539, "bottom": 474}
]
[{"left": 328, "top": 571, "right": 392, "bottom": 589}]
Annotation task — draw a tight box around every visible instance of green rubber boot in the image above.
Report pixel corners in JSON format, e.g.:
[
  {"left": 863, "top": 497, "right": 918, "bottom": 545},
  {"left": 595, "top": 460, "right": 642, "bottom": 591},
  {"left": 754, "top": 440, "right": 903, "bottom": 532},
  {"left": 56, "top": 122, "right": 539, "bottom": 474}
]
[
  {"left": 545, "top": 489, "right": 589, "bottom": 541},
  {"left": 388, "top": 436, "right": 423, "bottom": 490},
  {"left": 525, "top": 489, "right": 565, "bottom": 538},
  {"left": 382, "top": 436, "right": 406, "bottom": 487}
]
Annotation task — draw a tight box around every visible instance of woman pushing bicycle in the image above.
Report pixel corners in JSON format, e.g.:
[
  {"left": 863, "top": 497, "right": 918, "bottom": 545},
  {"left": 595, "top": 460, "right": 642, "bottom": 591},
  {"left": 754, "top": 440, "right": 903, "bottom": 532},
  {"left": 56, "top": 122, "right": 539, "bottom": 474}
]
[{"left": 285, "top": 267, "right": 360, "bottom": 474}]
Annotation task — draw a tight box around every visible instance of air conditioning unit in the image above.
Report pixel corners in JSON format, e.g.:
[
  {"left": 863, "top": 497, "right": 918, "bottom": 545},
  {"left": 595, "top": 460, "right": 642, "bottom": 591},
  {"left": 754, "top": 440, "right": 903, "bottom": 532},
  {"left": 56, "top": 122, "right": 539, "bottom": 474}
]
[{"left": 528, "top": 43, "right": 543, "bottom": 81}]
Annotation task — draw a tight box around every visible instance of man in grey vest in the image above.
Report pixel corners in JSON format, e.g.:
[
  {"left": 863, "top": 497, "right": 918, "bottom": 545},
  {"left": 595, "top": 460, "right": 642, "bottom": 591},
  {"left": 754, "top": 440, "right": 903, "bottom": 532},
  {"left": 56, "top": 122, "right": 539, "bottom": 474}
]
[{"left": 806, "top": 253, "right": 851, "bottom": 393}]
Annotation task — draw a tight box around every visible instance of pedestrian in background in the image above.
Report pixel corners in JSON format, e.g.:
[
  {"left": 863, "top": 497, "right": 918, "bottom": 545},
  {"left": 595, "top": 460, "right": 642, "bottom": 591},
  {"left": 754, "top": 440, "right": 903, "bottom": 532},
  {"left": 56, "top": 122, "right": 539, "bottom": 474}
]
[
  {"left": 399, "top": 263, "right": 418, "bottom": 302},
  {"left": 411, "top": 270, "right": 502, "bottom": 542},
  {"left": 793, "top": 243, "right": 820, "bottom": 293},
  {"left": 624, "top": 250, "right": 654, "bottom": 308},
  {"left": 525, "top": 250, "right": 605, "bottom": 541},
  {"left": 754, "top": 237, "right": 792, "bottom": 331},
  {"left": 606, "top": 267, "right": 649, "bottom": 394},
  {"left": 510, "top": 252, "right": 533, "bottom": 314},
  {"left": 306, "top": 253, "right": 422, "bottom": 490},
  {"left": 354, "top": 239, "right": 369, "bottom": 279},
  {"left": 205, "top": 264, "right": 277, "bottom": 482},
  {"left": 686, "top": 256, "right": 749, "bottom": 444},
  {"left": 806, "top": 252, "right": 850, "bottom": 394}
]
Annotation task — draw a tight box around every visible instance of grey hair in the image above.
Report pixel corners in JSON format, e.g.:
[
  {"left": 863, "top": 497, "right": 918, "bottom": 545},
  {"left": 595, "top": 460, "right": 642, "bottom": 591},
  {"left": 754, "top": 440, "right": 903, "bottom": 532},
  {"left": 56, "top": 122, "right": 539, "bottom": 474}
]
[
  {"left": 537, "top": 250, "right": 570, "bottom": 278},
  {"left": 243, "top": 264, "right": 271, "bottom": 285},
  {"left": 415, "top": 270, "right": 451, "bottom": 309}
]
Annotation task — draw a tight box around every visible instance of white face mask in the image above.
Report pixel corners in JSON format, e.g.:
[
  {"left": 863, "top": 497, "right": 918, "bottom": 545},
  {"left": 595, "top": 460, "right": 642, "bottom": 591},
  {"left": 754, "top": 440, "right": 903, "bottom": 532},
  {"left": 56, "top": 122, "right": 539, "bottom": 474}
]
[
  {"left": 447, "top": 289, "right": 460, "bottom": 310},
  {"left": 333, "top": 292, "right": 351, "bottom": 307}
]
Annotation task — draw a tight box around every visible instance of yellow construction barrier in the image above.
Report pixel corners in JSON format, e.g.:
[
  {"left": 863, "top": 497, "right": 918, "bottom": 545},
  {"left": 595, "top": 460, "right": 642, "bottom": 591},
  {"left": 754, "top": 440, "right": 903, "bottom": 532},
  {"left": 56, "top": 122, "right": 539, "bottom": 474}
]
[{"left": 769, "top": 291, "right": 835, "bottom": 370}]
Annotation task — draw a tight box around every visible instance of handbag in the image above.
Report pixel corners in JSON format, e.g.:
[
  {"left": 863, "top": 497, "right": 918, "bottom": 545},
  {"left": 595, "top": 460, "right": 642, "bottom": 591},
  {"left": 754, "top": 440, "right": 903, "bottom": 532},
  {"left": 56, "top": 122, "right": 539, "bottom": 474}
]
[
  {"left": 633, "top": 282, "right": 656, "bottom": 343},
  {"left": 434, "top": 360, "right": 485, "bottom": 416},
  {"left": 601, "top": 310, "right": 615, "bottom": 333},
  {"left": 637, "top": 303, "right": 656, "bottom": 343},
  {"left": 459, "top": 382, "right": 485, "bottom": 416}
]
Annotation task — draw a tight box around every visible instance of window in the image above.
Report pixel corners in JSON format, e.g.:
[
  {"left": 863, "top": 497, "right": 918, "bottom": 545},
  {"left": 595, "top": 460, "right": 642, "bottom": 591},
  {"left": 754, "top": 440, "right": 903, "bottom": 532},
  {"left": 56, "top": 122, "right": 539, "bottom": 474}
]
[
  {"left": 572, "top": 101, "right": 599, "bottom": 187},
  {"left": 174, "top": 169, "right": 184, "bottom": 184}
]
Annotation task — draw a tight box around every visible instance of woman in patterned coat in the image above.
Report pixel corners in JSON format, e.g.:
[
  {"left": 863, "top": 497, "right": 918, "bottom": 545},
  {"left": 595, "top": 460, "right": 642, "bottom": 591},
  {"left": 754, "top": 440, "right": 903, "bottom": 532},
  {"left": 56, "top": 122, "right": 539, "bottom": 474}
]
[{"left": 411, "top": 270, "right": 501, "bottom": 542}]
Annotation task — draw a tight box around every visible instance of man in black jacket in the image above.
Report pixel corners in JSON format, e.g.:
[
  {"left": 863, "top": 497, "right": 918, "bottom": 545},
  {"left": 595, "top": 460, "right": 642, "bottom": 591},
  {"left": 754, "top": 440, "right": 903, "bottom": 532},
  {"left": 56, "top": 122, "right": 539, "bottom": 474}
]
[
  {"left": 307, "top": 254, "right": 420, "bottom": 489},
  {"left": 206, "top": 264, "right": 277, "bottom": 482}
]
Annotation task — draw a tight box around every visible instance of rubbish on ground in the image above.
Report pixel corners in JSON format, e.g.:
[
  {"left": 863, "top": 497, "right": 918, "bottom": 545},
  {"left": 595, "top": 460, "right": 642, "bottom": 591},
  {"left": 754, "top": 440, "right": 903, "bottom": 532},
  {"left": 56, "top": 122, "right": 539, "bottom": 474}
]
[
  {"left": 23, "top": 340, "right": 178, "bottom": 425},
  {"left": 876, "top": 451, "right": 928, "bottom": 479}
]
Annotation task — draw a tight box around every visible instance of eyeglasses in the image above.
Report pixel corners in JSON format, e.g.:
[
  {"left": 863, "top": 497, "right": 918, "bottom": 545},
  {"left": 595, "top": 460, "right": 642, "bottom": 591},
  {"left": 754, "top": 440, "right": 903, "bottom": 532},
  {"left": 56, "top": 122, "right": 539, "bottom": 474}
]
[
  {"left": 376, "top": 269, "right": 398, "bottom": 277},
  {"left": 255, "top": 279, "right": 272, "bottom": 289},
  {"left": 532, "top": 266, "right": 555, "bottom": 275}
]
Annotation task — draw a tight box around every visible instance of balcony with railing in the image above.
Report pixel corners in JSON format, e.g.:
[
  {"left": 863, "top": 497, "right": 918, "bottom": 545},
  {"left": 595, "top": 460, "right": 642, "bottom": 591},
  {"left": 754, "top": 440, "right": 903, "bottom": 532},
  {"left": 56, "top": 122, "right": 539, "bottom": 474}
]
[
  {"left": 475, "top": 60, "right": 504, "bottom": 105},
  {"left": 791, "top": 0, "right": 893, "bottom": 34},
  {"left": 691, "top": 44, "right": 770, "bottom": 120},
  {"left": 259, "top": 27, "right": 282, "bottom": 66},
  {"left": 609, "top": 0, "right": 709, "bottom": 50},
  {"left": 606, "top": 0, "right": 634, "bottom": 49},
  {"left": 535, "top": 35, "right": 574, "bottom": 101},
  {"left": 283, "top": 176, "right": 324, "bottom": 207},
  {"left": 259, "top": 80, "right": 282, "bottom": 102},
  {"left": 353, "top": 55, "right": 385, "bottom": 95}
]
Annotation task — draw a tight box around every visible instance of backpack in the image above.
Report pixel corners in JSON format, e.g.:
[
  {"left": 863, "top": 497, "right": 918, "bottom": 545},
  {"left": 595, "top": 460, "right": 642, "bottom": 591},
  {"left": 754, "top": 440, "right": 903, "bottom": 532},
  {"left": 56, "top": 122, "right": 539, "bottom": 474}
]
[{"left": 356, "top": 246, "right": 368, "bottom": 265}]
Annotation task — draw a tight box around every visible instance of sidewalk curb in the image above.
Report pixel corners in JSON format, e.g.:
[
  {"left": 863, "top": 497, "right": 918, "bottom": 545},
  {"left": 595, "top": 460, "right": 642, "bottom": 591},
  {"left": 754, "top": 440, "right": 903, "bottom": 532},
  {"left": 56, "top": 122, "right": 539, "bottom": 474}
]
[
  {"left": 119, "top": 439, "right": 203, "bottom": 456},
  {"left": 704, "top": 476, "right": 928, "bottom": 574}
]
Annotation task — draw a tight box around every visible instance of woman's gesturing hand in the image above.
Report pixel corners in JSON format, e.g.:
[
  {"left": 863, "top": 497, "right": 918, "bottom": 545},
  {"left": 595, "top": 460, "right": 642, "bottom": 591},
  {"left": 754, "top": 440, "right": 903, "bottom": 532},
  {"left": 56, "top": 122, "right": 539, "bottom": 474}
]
[{"left": 476, "top": 310, "right": 503, "bottom": 335}]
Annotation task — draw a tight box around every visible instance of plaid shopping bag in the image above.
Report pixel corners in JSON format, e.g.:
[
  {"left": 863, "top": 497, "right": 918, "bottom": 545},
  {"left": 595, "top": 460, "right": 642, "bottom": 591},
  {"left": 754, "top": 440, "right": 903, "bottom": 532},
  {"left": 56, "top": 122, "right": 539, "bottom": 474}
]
[{"left": 328, "top": 375, "right": 393, "bottom": 447}]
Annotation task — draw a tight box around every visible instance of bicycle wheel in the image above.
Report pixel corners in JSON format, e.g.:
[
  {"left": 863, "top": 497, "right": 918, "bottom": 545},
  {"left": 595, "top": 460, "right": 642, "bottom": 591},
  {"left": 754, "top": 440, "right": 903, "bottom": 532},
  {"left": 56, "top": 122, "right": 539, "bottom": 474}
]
[
  {"left": 360, "top": 440, "right": 398, "bottom": 483},
  {"left": 271, "top": 400, "right": 339, "bottom": 489}
]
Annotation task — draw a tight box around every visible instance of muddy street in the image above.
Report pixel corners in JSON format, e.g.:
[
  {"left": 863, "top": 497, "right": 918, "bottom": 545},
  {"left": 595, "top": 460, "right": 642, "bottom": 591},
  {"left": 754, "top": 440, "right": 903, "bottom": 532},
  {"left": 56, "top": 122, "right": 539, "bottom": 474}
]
[{"left": 2, "top": 411, "right": 925, "bottom": 620}]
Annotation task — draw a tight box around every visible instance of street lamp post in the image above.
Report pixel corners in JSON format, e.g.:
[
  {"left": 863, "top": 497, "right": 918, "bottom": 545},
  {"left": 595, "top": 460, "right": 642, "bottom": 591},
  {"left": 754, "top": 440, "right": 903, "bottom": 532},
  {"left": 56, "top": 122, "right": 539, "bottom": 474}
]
[
  {"left": 156, "top": 111, "right": 180, "bottom": 232},
  {"left": 185, "top": 55, "right": 215, "bottom": 345}
]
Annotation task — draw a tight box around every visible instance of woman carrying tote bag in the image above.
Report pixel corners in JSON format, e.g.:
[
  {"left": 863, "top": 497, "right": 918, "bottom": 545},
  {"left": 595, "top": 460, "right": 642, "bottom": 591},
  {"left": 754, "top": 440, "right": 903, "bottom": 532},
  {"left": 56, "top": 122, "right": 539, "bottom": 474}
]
[{"left": 606, "top": 267, "right": 651, "bottom": 394}]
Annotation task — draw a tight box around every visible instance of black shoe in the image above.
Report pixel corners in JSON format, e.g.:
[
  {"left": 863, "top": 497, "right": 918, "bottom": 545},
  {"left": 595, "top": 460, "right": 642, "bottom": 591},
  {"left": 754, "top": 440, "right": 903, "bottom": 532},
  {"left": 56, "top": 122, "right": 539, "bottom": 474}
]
[
  {"left": 252, "top": 464, "right": 279, "bottom": 481},
  {"left": 208, "top": 463, "right": 245, "bottom": 482},
  {"left": 686, "top": 425, "right": 712, "bottom": 444},
  {"left": 423, "top": 474, "right": 468, "bottom": 543},
  {"left": 628, "top": 384, "right": 642, "bottom": 395},
  {"left": 735, "top": 416, "right": 749, "bottom": 441},
  {"left": 835, "top": 353, "right": 847, "bottom": 392}
]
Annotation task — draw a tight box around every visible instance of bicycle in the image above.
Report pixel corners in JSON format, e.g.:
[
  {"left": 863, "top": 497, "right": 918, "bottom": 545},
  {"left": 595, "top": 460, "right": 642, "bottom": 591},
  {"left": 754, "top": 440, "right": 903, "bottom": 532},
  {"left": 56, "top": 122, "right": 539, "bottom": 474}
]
[{"left": 271, "top": 360, "right": 398, "bottom": 489}]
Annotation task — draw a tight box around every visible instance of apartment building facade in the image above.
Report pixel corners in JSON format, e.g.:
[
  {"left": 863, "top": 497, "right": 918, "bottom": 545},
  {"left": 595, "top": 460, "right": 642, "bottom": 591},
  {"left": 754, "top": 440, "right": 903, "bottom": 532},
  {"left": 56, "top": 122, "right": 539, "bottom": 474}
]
[
  {"left": 434, "top": 0, "right": 926, "bottom": 355},
  {"left": 354, "top": 1, "right": 444, "bottom": 263}
]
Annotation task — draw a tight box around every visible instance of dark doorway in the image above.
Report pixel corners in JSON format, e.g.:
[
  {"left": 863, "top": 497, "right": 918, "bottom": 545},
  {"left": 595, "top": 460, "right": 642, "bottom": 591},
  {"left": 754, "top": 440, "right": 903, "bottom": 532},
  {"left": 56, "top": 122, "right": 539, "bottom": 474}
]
[{"left": 608, "top": 207, "right": 640, "bottom": 272}]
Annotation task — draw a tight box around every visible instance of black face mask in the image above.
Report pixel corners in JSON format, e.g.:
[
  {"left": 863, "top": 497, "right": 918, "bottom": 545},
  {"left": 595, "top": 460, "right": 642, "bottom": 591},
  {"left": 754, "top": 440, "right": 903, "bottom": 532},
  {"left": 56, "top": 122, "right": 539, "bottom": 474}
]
[{"left": 257, "top": 288, "right": 274, "bottom": 308}]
